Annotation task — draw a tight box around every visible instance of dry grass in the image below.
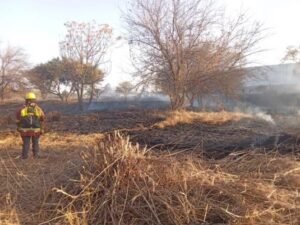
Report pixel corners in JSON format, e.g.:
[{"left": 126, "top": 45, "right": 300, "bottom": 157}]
[
  {"left": 0, "top": 106, "right": 299, "bottom": 225},
  {"left": 46, "top": 132, "right": 299, "bottom": 225},
  {"left": 0, "top": 193, "right": 20, "bottom": 225},
  {"left": 0, "top": 131, "right": 103, "bottom": 225},
  {"left": 154, "top": 110, "right": 251, "bottom": 128}
]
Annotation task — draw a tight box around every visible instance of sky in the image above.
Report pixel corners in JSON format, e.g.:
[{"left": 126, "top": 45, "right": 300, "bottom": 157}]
[{"left": 1, "top": 0, "right": 300, "bottom": 86}]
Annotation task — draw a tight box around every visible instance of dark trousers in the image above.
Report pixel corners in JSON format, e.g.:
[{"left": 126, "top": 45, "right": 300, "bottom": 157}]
[{"left": 21, "top": 136, "right": 40, "bottom": 159}]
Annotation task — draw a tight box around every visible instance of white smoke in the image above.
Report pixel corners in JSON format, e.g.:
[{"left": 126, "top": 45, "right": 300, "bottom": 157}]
[
  {"left": 234, "top": 104, "right": 276, "bottom": 125},
  {"left": 255, "top": 111, "right": 275, "bottom": 125}
]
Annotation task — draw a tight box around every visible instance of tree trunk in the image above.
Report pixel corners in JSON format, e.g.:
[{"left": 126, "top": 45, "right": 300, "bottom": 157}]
[
  {"left": 170, "top": 93, "right": 185, "bottom": 110},
  {"left": 0, "top": 79, "right": 7, "bottom": 101},
  {"left": 0, "top": 88, "right": 4, "bottom": 102},
  {"left": 64, "top": 95, "right": 69, "bottom": 104},
  {"left": 64, "top": 86, "right": 74, "bottom": 104},
  {"left": 186, "top": 93, "right": 195, "bottom": 108},
  {"left": 58, "top": 94, "right": 64, "bottom": 102},
  {"left": 75, "top": 86, "right": 84, "bottom": 111},
  {"left": 88, "top": 84, "right": 95, "bottom": 105},
  {"left": 78, "top": 95, "right": 83, "bottom": 111}
]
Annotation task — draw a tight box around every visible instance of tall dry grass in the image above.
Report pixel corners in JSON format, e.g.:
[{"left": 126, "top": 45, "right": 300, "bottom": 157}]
[
  {"left": 0, "top": 193, "right": 20, "bottom": 225},
  {"left": 0, "top": 131, "right": 98, "bottom": 225},
  {"left": 154, "top": 110, "right": 251, "bottom": 128},
  {"left": 1, "top": 109, "right": 299, "bottom": 224},
  {"left": 45, "top": 132, "right": 299, "bottom": 225}
]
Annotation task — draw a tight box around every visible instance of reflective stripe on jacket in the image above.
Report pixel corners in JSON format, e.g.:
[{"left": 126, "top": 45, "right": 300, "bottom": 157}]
[{"left": 16, "top": 103, "right": 45, "bottom": 136}]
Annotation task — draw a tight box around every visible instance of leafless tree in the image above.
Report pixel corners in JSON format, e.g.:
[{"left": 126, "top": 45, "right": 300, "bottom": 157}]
[
  {"left": 0, "top": 44, "right": 27, "bottom": 101},
  {"left": 282, "top": 46, "right": 300, "bottom": 63},
  {"left": 123, "top": 0, "right": 265, "bottom": 109},
  {"left": 60, "top": 21, "right": 113, "bottom": 110},
  {"left": 116, "top": 81, "right": 134, "bottom": 100},
  {"left": 282, "top": 46, "right": 300, "bottom": 78}
]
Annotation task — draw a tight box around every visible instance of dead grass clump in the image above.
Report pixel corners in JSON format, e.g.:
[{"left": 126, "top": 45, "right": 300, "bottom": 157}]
[
  {"left": 41, "top": 132, "right": 104, "bottom": 149},
  {"left": 0, "top": 194, "right": 20, "bottom": 225},
  {"left": 0, "top": 209, "right": 20, "bottom": 225},
  {"left": 221, "top": 151, "right": 300, "bottom": 190},
  {"left": 46, "top": 111, "right": 61, "bottom": 122},
  {"left": 0, "top": 132, "right": 21, "bottom": 151},
  {"left": 154, "top": 110, "right": 251, "bottom": 128},
  {"left": 47, "top": 132, "right": 299, "bottom": 225},
  {"left": 0, "top": 136, "right": 85, "bottom": 225}
]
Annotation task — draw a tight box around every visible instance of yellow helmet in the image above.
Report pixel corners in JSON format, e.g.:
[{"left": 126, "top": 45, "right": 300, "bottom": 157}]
[{"left": 25, "top": 92, "right": 36, "bottom": 100}]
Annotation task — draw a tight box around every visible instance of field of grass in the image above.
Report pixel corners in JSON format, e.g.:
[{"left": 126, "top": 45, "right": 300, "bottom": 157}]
[{"left": 0, "top": 101, "right": 299, "bottom": 224}]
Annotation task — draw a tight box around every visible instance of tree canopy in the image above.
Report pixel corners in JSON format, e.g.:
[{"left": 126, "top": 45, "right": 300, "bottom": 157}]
[
  {"left": 59, "top": 21, "right": 113, "bottom": 109},
  {"left": 124, "top": 0, "right": 265, "bottom": 109}
]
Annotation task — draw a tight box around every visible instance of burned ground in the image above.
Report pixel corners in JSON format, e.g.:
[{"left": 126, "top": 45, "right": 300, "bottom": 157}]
[
  {"left": 0, "top": 101, "right": 299, "bottom": 224},
  {"left": 2, "top": 101, "right": 299, "bottom": 158}
]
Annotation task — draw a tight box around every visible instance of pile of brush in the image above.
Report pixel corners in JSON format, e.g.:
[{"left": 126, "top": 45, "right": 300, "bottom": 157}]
[{"left": 47, "top": 132, "right": 299, "bottom": 225}]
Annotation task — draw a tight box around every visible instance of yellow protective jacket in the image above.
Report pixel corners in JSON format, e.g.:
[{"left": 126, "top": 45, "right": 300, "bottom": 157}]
[{"left": 16, "top": 103, "right": 45, "bottom": 136}]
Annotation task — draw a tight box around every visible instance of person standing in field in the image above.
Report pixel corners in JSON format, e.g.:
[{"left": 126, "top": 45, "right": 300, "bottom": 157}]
[{"left": 16, "top": 92, "right": 45, "bottom": 159}]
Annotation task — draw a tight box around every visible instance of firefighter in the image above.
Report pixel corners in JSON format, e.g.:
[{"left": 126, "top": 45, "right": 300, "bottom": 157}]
[{"left": 16, "top": 92, "right": 45, "bottom": 159}]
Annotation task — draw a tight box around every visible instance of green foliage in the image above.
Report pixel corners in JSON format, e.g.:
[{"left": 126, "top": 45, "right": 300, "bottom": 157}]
[{"left": 29, "top": 58, "right": 104, "bottom": 102}]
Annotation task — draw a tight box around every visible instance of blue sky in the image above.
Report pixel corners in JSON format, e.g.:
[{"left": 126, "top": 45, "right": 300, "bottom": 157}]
[{"left": 1, "top": 0, "right": 300, "bottom": 85}]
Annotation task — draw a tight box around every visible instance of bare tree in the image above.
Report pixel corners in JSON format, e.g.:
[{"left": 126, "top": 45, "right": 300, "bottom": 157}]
[
  {"left": 116, "top": 81, "right": 134, "bottom": 100},
  {"left": 0, "top": 45, "right": 27, "bottom": 101},
  {"left": 283, "top": 46, "right": 300, "bottom": 63},
  {"left": 123, "top": 0, "right": 264, "bottom": 109},
  {"left": 60, "top": 21, "right": 113, "bottom": 110}
]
